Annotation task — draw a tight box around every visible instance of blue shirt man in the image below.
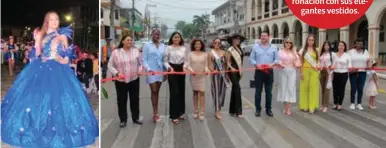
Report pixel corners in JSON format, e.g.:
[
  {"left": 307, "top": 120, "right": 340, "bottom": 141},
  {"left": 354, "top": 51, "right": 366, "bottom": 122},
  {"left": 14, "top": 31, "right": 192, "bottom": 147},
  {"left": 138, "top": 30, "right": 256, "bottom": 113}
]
[{"left": 249, "top": 31, "right": 278, "bottom": 117}]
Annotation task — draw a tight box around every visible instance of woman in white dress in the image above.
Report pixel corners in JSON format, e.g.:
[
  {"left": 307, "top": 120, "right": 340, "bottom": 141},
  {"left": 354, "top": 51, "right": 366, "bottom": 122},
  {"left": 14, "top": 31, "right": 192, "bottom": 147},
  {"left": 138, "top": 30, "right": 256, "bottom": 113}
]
[{"left": 277, "top": 37, "right": 301, "bottom": 116}]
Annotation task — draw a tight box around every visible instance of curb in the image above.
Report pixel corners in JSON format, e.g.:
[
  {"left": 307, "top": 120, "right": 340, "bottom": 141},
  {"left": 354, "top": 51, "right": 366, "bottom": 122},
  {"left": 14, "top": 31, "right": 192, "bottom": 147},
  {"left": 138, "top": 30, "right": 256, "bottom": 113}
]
[{"left": 377, "top": 73, "right": 386, "bottom": 80}]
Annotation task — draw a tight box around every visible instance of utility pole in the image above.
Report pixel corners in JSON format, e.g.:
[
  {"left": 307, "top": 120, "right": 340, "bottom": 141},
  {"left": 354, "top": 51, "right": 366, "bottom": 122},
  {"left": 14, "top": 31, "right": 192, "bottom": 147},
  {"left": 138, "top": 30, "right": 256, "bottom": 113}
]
[
  {"left": 110, "top": 0, "right": 115, "bottom": 43},
  {"left": 132, "top": 0, "right": 136, "bottom": 40},
  {"left": 232, "top": 0, "right": 239, "bottom": 34}
]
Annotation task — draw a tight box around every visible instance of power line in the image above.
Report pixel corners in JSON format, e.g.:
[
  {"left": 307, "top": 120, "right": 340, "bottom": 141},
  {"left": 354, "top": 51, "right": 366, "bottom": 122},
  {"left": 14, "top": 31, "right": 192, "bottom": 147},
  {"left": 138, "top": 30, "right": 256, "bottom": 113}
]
[{"left": 146, "top": 0, "right": 213, "bottom": 10}]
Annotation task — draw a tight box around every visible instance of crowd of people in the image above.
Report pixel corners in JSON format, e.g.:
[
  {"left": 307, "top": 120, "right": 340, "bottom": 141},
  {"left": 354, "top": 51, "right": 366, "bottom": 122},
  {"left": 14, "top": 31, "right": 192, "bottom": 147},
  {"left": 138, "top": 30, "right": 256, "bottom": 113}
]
[{"left": 105, "top": 28, "right": 380, "bottom": 128}]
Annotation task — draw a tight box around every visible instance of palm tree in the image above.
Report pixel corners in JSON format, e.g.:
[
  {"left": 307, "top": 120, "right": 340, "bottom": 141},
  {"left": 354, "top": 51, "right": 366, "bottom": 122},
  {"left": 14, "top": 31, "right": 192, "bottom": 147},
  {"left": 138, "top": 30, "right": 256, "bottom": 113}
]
[{"left": 192, "top": 14, "right": 211, "bottom": 39}]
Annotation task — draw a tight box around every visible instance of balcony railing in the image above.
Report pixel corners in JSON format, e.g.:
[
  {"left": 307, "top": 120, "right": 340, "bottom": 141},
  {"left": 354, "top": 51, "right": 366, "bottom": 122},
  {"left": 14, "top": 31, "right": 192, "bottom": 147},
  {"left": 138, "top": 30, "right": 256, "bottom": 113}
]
[
  {"left": 257, "top": 15, "right": 262, "bottom": 20},
  {"left": 281, "top": 7, "right": 289, "bottom": 14},
  {"left": 251, "top": 17, "right": 256, "bottom": 21},
  {"left": 264, "top": 12, "right": 269, "bottom": 18},
  {"left": 272, "top": 9, "right": 278, "bottom": 16}
]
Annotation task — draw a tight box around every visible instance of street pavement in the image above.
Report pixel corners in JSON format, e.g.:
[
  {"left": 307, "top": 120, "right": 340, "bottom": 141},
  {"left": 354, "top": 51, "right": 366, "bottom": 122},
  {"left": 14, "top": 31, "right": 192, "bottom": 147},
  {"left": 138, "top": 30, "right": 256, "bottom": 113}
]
[
  {"left": 100, "top": 55, "right": 386, "bottom": 148},
  {"left": 0, "top": 63, "right": 100, "bottom": 148}
]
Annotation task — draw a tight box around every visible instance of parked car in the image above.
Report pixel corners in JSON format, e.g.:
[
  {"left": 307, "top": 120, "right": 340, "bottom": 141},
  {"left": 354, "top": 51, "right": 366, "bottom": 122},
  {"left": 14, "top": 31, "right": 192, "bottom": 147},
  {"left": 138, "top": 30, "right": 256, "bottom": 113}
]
[
  {"left": 134, "top": 41, "right": 145, "bottom": 52},
  {"left": 243, "top": 39, "right": 260, "bottom": 56}
]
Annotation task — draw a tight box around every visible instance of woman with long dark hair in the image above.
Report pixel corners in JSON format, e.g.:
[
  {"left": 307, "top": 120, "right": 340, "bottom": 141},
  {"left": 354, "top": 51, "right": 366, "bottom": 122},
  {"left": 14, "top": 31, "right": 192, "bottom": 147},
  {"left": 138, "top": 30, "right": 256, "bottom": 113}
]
[
  {"left": 298, "top": 35, "right": 320, "bottom": 113},
  {"left": 185, "top": 39, "right": 209, "bottom": 120},
  {"left": 164, "top": 31, "right": 187, "bottom": 124},
  {"left": 347, "top": 38, "right": 370, "bottom": 110},
  {"left": 1, "top": 11, "right": 98, "bottom": 147},
  {"left": 108, "top": 35, "right": 143, "bottom": 127},
  {"left": 208, "top": 38, "right": 228, "bottom": 119},
  {"left": 332, "top": 41, "right": 351, "bottom": 111},
  {"left": 142, "top": 29, "right": 167, "bottom": 123},
  {"left": 319, "top": 41, "right": 335, "bottom": 112},
  {"left": 226, "top": 34, "right": 245, "bottom": 118}
]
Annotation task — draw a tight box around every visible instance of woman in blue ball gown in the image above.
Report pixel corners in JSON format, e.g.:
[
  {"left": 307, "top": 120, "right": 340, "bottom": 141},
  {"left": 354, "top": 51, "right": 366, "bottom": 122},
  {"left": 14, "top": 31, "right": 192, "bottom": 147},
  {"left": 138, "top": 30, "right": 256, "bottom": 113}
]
[{"left": 1, "top": 11, "right": 99, "bottom": 148}]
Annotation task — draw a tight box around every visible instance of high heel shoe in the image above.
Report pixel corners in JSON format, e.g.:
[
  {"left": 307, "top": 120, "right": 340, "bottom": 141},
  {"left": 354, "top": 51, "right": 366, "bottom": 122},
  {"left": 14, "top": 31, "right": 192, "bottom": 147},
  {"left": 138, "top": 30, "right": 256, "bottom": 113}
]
[
  {"left": 215, "top": 112, "right": 222, "bottom": 120},
  {"left": 199, "top": 112, "right": 205, "bottom": 120},
  {"left": 153, "top": 114, "right": 161, "bottom": 123},
  {"left": 193, "top": 110, "right": 198, "bottom": 119}
]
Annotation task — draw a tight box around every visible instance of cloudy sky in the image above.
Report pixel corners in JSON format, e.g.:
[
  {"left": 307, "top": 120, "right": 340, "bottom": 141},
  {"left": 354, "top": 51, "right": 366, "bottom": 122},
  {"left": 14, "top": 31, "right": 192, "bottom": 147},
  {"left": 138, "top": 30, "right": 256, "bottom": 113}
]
[{"left": 120, "top": 0, "right": 227, "bottom": 31}]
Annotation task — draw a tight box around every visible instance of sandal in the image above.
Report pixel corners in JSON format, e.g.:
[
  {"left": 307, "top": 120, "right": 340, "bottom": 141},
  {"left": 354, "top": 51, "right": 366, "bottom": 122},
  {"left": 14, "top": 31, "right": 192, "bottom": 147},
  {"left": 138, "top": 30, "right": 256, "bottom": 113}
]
[
  {"left": 193, "top": 111, "right": 198, "bottom": 119},
  {"left": 199, "top": 112, "right": 205, "bottom": 120},
  {"left": 172, "top": 119, "right": 179, "bottom": 124},
  {"left": 153, "top": 114, "right": 161, "bottom": 123},
  {"left": 215, "top": 112, "right": 222, "bottom": 120},
  {"left": 179, "top": 114, "right": 187, "bottom": 120}
]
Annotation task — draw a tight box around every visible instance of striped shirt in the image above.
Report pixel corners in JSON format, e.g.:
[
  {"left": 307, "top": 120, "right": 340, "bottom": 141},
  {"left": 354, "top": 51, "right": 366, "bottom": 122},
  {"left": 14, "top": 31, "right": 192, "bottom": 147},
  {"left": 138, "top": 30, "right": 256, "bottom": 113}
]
[{"left": 108, "top": 47, "right": 142, "bottom": 83}]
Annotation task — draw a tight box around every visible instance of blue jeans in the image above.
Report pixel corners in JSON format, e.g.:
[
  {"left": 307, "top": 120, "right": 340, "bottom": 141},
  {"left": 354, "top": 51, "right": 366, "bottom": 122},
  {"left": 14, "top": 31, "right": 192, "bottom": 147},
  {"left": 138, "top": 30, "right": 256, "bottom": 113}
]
[
  {"left": 349, "top": 72, "right": 366, "bottom": 104},
  {"left": 254, "top": 69, "right": 273, "bottom": 112}
]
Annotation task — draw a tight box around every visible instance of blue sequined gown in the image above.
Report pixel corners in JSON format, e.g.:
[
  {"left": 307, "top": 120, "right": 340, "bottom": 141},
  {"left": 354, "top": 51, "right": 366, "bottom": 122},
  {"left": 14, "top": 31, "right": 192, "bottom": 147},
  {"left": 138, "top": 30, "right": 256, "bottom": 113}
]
[{"left": 1, "top": 27, "right": 99, "bottom": 148}]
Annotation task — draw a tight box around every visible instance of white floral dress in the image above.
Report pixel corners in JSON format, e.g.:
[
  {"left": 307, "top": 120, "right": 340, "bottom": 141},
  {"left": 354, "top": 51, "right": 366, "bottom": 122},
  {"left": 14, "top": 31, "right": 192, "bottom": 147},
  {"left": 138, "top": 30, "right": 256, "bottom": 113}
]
[{"left": 366, "top": 70, "right": 378, "bottom": 96}]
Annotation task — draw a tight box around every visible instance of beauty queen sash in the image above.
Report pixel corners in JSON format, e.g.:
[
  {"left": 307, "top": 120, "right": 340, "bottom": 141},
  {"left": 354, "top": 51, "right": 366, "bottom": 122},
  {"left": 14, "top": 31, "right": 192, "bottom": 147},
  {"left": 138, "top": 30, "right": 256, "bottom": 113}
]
[
  {"left": 304, "top": 52, "right": 318, "bottom": 68},
  {"left": 211, "top": 50, "right": 230, "bottom": 87},
  {"left": 321, "top": 53, "right": 333, "bottom": 89}
]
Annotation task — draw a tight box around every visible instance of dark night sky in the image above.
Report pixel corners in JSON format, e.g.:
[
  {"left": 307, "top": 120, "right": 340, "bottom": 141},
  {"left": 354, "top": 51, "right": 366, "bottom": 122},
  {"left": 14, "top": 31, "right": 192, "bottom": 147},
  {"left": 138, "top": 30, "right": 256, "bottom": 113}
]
[{"left": 2, "top": 0, "right": 98, "bottom": 27}]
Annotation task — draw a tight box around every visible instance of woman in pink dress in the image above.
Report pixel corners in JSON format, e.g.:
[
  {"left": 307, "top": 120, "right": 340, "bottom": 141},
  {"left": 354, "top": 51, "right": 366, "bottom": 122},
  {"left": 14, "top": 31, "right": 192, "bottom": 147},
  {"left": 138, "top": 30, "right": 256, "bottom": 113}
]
[{"left": 184, "top": 39, "right": 209, "bottom": 120}]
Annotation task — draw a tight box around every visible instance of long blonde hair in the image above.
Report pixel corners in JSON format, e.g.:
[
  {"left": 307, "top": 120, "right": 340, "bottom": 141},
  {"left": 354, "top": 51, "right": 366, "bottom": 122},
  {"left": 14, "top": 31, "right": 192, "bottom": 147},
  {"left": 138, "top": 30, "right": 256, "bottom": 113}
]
[{"left": 36, "top": 11, "right": 59, "bottom": 43}]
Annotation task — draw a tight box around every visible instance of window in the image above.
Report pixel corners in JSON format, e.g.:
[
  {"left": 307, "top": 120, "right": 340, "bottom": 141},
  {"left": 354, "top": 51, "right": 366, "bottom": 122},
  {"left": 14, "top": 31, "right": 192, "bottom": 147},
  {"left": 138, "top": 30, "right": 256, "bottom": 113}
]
[
  {"left": 115, "top": 10, "right": 119, "bottom": 19},
  {"left": 380, "top": 25, "right": 384, "bottom": 42},
  {"left": 101, "top": 9, "right": 103, "bottom": 18}
]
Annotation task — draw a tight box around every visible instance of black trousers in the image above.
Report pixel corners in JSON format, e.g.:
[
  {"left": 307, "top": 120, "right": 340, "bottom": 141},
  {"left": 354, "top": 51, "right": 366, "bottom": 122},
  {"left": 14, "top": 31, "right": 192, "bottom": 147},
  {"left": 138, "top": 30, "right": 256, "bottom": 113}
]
[
  {"left": 114, "top": 78, "right": 140, "bottom": 123},
  {"left": 94, "top": 74, "right": 99, "bottom": 91},
  {"left": 228, "top": 71, "right": 242, "bottom": 115},
  {"left": 332, "top": 72, "right": 348, "bottom": 105},
  {"left": 168, "top": 63, "right": 186, "bottom": 119}
]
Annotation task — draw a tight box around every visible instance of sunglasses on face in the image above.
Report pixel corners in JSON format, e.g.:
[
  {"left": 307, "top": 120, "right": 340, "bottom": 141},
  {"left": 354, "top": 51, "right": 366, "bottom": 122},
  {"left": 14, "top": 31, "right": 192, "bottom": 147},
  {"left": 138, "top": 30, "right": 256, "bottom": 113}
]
[{"left": 285, "top": 42, "right": 292, "bottom": 44}]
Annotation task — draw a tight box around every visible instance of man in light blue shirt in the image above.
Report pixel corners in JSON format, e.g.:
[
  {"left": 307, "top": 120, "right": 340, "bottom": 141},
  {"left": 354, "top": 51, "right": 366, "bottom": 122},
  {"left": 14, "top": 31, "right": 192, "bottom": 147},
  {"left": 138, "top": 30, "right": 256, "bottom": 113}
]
[{"left": 249, "top": 31, "right": 278, "bottom": 117}]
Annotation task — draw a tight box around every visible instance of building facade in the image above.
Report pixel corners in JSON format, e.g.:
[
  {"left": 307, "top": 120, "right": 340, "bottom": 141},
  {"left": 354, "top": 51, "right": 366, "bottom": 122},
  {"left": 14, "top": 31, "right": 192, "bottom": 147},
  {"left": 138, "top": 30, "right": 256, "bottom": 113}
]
[
  {"left": 211, "top": 0, "right": 247, "bottom": 39},
  {"left": 100, "top": 0, "right": 121, "bottom": 46},
  {"left": 245, "top": 0, "right": 386, "bottom": 59},
  {"left": 120, "top": 8, "right": 144, "bottom": 40}
]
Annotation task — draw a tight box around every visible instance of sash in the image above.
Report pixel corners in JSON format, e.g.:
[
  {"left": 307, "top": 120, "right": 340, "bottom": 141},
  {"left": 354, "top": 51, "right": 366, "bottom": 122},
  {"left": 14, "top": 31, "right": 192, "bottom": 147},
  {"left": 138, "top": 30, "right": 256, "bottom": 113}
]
[
  {"left": 304, "top": 52, "right": 318, "bottom": 68},
  {"left": 228, "top": 47, "right": 243, "bottom": 76},
  {"left": 211, "top": 50, "right": 230, "bottom": 87},
  {"left": 321, "top": 53, "right": 333, "bottom": 89}
]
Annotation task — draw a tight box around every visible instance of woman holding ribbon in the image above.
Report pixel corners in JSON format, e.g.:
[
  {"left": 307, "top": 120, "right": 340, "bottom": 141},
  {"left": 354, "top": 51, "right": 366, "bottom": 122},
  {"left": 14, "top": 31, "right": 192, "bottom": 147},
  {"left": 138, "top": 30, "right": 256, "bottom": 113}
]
[
  {"left": 108, "top": 35, "right": 143, "bottom": 127},
  {"left": 277, "top": 37, "right": 301, "bottom": 116},
  {"left": 298, "top": 35, "right": 320, "bottom": 114},
  {"left": 348, "top": 38, "right": 370, "bottom": 110},
  {"left": 142, "top": 29, "right": 167, "bottom": 123},
  {"left": 226, "top": 34, "right": 245, "bottom": 118},
  {"left": 184, "top": 39, "right": 209, "bottom": 120},
  {"left": 332, "top": 41, "right": 351, "bottom": 111},
  {"left": 319, "top": 41, "right": 335, "bottom": 112},
  {"left": 208, "top": 38, "right": 228, "bottom": 120},
  {"left": 164, "top": 31, "right": 188, "bottom": 124}
]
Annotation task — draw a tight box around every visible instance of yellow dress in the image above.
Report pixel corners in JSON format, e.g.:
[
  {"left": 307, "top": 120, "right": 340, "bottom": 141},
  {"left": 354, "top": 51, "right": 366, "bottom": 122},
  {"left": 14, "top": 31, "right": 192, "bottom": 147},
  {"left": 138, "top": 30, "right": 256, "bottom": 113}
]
[{"left": 299, "top": 51, "right": 320, "bottom": 112}]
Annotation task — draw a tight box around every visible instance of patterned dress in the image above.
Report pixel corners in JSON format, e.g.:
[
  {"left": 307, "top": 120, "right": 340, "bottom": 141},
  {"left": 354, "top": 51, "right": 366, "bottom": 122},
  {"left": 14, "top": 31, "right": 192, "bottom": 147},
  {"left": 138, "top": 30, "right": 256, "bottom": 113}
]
[{"left": 210, "top": 51, "right": 227, "bottom": 111}]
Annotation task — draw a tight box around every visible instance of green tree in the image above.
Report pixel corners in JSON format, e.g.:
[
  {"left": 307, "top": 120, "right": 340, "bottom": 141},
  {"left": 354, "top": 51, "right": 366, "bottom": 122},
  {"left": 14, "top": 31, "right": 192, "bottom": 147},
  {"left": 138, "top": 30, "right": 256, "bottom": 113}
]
[
  {"left": 192, "top": 14, "right": 211, "bottom": 38},
  {"left": 175, "top": 21, "right": 187, "bottom": 32},
  {"left": 182, "top": 23, "right": 199, "bottom": 39}
]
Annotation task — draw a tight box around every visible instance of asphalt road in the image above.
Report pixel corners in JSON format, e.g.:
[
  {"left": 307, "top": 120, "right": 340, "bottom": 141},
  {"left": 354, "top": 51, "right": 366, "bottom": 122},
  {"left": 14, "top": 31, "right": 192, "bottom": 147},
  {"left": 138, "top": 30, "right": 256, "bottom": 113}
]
[{"left": 100, "top": 55, "right": 386, "bottom": 148}]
